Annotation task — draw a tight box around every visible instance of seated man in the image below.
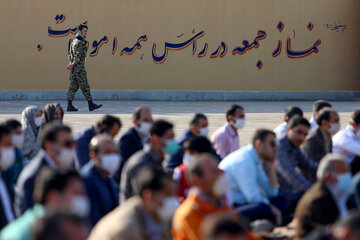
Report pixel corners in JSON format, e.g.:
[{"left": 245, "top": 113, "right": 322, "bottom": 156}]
[
  {"left": 333, "top": 109, "right": 360, "bottom": 174},
  {"left": 212, "top": 104, "right": 245, "bottom": 159},
  {"left": 295, "top": 154, "right": 352, "bottom": 238},
  {"left": 301, "top": 108, "right": 340, "bottom": 163},
  {"left": 309, "top": 100, "right": 332, "bottom": 131},
  {"left": 89, "top": 167, "right": 176, "bottom": 240},
  {"left": 219, "top": 129, "right": 286, "bottom": 225},
  {"left": 276, "top": 117, "right": 317, "bottom": 210},
  {"left": 172, "top": 153, "right": 231, "bottom": 240},
  {"left": 80, "top": 134, "right": 120, "bottom": 226},
  {"left": 273, "top": 106, "right": 303, "bottom": 141}
]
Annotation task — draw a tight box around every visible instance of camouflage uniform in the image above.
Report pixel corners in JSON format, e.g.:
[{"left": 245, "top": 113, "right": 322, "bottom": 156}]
[{"left": 67, "top": 35, "right": 93, "bottom": 101}]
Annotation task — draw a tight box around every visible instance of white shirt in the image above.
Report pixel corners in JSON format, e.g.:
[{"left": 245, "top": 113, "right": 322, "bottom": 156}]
[
  {"left": 0, "top": 173, "right": 15, "bottom": 223},
  {"left": 309, "top": 117, "right": 317, "bottom": 131},
  {"left": 332, "top": 125, "right": 360, "bottom": 163},
  {"left": 273, "top": 122, "right": 287, "bottom": 141}
]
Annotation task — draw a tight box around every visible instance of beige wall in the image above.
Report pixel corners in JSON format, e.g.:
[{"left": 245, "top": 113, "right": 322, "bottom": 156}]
[{"left": 0, "top": 0, "right": 359, "bottom": 91}]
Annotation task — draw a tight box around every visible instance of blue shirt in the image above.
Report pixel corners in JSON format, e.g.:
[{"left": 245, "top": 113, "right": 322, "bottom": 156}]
[{"left": 219, "top": 144, "right": 279, "bottom": 205}]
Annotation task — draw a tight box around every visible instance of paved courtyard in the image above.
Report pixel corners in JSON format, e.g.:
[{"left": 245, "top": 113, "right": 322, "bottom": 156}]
[{"left": 0, "top": 100, "right": 358, "bottom": 145}]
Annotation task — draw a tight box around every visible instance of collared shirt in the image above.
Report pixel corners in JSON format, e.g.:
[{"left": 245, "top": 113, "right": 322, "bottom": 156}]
[
  {"left": 0, "top": 173, "right": 15, "bottom": 224},
  {"left": 309, "top": 117, "right": 317, "bottom": 131},
  {"left": 325, "top": 183, "right": 349, "bottom": 220},
  {"left": 211, "top": 123, "right": 240, "bottom": 159},
  {"left": 43, "top": 153, "right": 57, "bottom": 169},
  {"left": 219, "top": 144, "right": 279, "bottom": 205},
  {"left": 276, "top": 137, "right": 317, "bottom": 194},
  {"left": 143, "top": 209, "right": 165, "bottom": 240},
  {"left": 333, "top": 125, "right": 360, "bottom": 163},
  {"left": 274, "top": 122, "right": 288, "bottom": 141}
]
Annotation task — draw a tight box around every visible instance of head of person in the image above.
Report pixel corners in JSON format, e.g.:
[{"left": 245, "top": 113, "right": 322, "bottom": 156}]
[
  {"left": 286, "top": 117, "right": 310, "bottom": 147},
  {"left": 202, "top": 216, "right": 249, "bottom": 240},
  {"left": 96, "top": 115, "right": 121, "bottom": 138},
  {"left": 189, "top": 113, "right": 209, "bottom": 136},
  {"left": 78, "top": 24, "right": 88, "bottom": 38},
  {"left": 40, "top": 124, "right": 75, "bottom": 169},
  {"left": 43, "top": 103, "right": 64, "bottom": 125},
  {"left": 187, "top": 153, "right": 228, "bottom": 198},
  {"left": 132, "top": 106, "right": 153, "bottom": 136},
  {"left": 333, "top": 211, "right": 360, "bottom": 240},
  {"left": 226, "top": 105, "right": 245, "bottom": 130},
  {"left": 32, "top": 211, "right": 89, "bottom": 240},
  {"left": 252, "top": 129, "right": 277, "bottom": 162},
  {"left": 183, "top": 136, "right": 213, "bottom": 165},
  {"left": 134, "top": 167, "right": 177, "bottom": 222},
  {"left": 284, "top": 106, "right": 303, "bottom": 123},
  {"left": 89, "top": 134, "right": 120, "bottom": 177},
  {"left": 350, "top": 109, "right": 360, "bottom": 135},
  {"left": 0, "top": 124, "right": 16, "bottom": 171},
  {"left": 317, "top": 154, "right": 352, "bottom": 195},
  {"left": 150, "top": 120, "right": 178, "bottom": 156},
  {"left": 4, "top": 119, "right": 23, "bottom": 148},
  {"left": 316, "top": 107, "right": 340, "bottom": 136},
  {"left": 33, "top": 168, "right": 89, "bottom": 217},
  {"left": 22, "top": 105, "right": 43, "bottom": 129},
  {"left": 313, "top": 100, "right": 332, "bottom": 118}
]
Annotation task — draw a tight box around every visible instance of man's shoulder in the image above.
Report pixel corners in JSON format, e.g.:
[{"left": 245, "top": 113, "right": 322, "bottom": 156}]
[
  {"left": 120, "top": 127, "right": 139, "bottom": 142},
  {"left": 17, "top": 152, "right": 46, "bottom": 185}
]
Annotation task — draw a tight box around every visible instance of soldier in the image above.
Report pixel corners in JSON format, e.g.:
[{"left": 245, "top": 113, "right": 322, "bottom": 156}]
[{"left": 67, "top": 24, "right": 102, "bottom": 112}]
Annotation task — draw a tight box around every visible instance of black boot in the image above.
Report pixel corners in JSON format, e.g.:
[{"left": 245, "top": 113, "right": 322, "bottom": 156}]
[
  {"left": 88, "top": 100, "right": 102, "bottom": 111},
  {"left": 67, "top": 100, "right": 78, "bottom": 112}
]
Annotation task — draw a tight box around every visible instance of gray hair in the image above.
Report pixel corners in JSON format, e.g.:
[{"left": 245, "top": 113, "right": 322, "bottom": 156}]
[{"left": 316, "top": 154, "right": 347, "bottom": 180}]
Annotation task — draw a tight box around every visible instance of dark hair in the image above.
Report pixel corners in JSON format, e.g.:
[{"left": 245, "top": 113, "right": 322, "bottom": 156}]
[
  {"left": 187, "top": 153, "right": 217, "bottom": 179},
  {"left": 150, "top": 120, "right": 173, "bottom": 137},
  {"left": 184, "top": 136, "right": 212, "bottom": 153},
  {"left": 190, "top": 113, "right": 207, "bottom": 126},
  {"left": 4, "top": 119, "right": 22, "bottom": 132},
  {"left": 251, "top": 129, "right": 275, "bottom": 145},
  {"left": 0, "top": 124, "right": 11, "bottom": 141},
  {"left": 96, "top": 115, "right": 121, "bottom": 133},
  {"left": 226, "top": 104, "right": 243, "bottom": 121},
  {"left": 284, "top": 106, "right": 303, "bottom": 121},
  {"left": 336, "top": 211, "right": 360, "bottom": 234},
  {"left": 352, "top": 109, "right": 360, "bottom": 125},
  {"left": 316, "top": 108, "right": 334, "bottom": 126},
  {"left": 132, "top": 107, "right": 150, "bottom": 121},
  {"left": 40, "top": 124, "right": 72, "bottom": 149},
  {"left": 33, "top": 168, "right": 81, "bottom": 205},
  {"left": 43, "top": 103, "right": 64, "bottom": 124},
  {"left": 313, "top": 100, "right": 332, "bottom": 114},
  {"left": 288, "top": 116, "right": 310, "bottom": 129},
  {"left": 78, "top": 24, "right": 88, "bottom": 31},
  {"left": 32, "top": 211, "right": 86, "bottom": 240},
  {"left": 202, "top": 216, "right": 246, "bottom": 240},
  {"left": 134, "top": 167, "right": 170, "bottom": 197}
]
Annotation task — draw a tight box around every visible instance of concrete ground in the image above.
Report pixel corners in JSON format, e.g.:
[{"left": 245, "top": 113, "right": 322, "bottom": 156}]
[{"left": 0, "top": 100, "right": 358, "bottom": 145}]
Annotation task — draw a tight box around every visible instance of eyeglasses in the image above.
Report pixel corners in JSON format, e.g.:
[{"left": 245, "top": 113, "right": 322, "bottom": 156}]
[
  {"left": 63, "top": 140, "right": 75, "bottom": 147},
  {"left": 268, "top": 141, "right": 277, "bottom": 148}
]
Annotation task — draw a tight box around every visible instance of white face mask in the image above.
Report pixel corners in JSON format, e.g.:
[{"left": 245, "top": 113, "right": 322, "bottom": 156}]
[
  {"left": 101, "top": 154, "right": 121, "bottom": 175},
  {"left": 183, "top": 153, "right": 195, "bottom": 165},
  {"left": 213, "top": 174, "right": 229, "bottom": 197},
  {"left": 57, "top": 148, "right": 75, "bottom": 169},
  {"left": 232, "top": 118, "right": 245, "bottom": 130},
  {"left": 329, "top": 122, "right": 341, "bottom": 135},
  {"left": 199, "top": 127, "right": 209, "bottom": 136},
  {"left": 34, "top": 117, "right": 43, "bottom": 127},
  {"left": 138, "top": 122, "right": 151, "bottom": 136},
  {"left": 0, "top": 147, "right": 16, "bottom": 170},
  {"left": 71, "top": 195, "right": 90, "bottom": 217},
  {"left": 158, "top": 196, "right": 179, "bottom": 222},
  {"left": 12, "top": 134, "right": 24, "bottom": 148}
]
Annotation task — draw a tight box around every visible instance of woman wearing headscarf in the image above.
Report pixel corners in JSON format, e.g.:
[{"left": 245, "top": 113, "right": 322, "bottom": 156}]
[
  {"left": 21, "top": 106, "right": 43, "bottom": 163},
  {"left": 42, "top": 103, "right": 64, "bottom": 125}
]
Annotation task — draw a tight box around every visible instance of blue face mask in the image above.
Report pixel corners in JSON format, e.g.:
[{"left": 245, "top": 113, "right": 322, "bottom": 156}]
[
  {"left": 337, "top": 173, "right": 352, "bottom": 194},
  {"left": 162, "top": 139, "right": 179, "bottom": 155}
]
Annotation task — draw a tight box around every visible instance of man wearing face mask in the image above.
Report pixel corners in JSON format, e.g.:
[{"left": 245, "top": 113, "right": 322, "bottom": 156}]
[
  {"left": 212, "top": 104, "right": 246, "bottom": 159},
  {"left": 115, "top": 107, "right": 153, "bottom": 184},
  {"left": 1, "top": 168, "right": 89, "bottom": 240},
  {"left": 301, "top": 108, "right": 340, "bottom": 163},
  {"left": 219, "top": 129, "right": 285, "bottom": 225},
  {"left": 120, "top": 120, "right": 178, "bottom": 203},
  {"left": 80, "top": 134, "right": 120, "bottom": 226},
  {"left": 89, "top": 167, "right": 176, "bottom": 240},
  {"left": 15, "top": 124, "right": 76, "bottom": 215},
  {"left": 172, "top": 153, "right": 231, "bottom": 240},
  {"left": 295, "top": 154, "right": 352, "bottom": 238}
]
